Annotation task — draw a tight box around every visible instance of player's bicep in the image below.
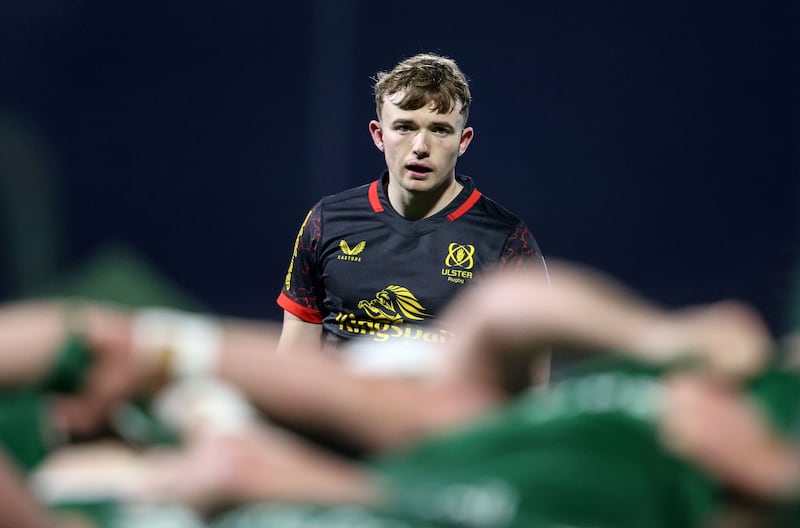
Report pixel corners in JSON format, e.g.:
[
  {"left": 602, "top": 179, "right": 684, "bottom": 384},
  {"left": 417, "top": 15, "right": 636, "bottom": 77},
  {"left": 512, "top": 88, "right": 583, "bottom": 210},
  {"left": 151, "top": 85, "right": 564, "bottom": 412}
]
[
  {"left": 277, "top": 311, "right": 324, "bottom": 355},
  {"left": 282, "top": 207, "right": 317, "bottom": 292},
  {"left": 499, "top": 225, "right": 550, "bottom": 288},
  {"left": 499, "top": 223, "right": 540, "bottom": 263},
  {"left": 280, "top": 204, "right": 326, "bottom": 314}
]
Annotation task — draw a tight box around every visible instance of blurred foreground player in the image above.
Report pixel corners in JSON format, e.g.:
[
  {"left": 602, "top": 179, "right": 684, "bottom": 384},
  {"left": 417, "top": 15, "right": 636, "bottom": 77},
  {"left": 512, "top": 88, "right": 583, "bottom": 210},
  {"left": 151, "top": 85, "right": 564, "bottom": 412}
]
[{"left": 20, "top": 262, "right": 800, "bottom": 527}]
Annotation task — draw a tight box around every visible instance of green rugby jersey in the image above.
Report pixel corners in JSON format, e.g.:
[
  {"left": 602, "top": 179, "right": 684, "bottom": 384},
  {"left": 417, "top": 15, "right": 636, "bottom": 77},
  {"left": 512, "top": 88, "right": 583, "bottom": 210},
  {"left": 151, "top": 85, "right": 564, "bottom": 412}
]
[
  {"left": 0, "top": 335, "right": 92, "bottom": 471},
  {"left": 371, "top": 358, "right": 800, "bottom": 527},
  {"left": 372, "top": 359, "right": 709, "bottom": 527},
  {"left": 214, "top": 358, "right": 800, "bottom": 528}
]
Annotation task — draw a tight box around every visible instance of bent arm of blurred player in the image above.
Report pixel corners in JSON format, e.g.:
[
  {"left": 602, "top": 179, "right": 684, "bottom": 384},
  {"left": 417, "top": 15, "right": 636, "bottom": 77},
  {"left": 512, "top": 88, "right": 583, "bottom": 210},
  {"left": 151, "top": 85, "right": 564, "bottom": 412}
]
[
  {"left": 0, "top": 299, "right": 445, "bottom": 453},
  {"left": 216, "top": 329, "right": 488, "bottom": 451},
  {"left": 436, "top": 260, "right": 771, "bottom": 393},
  {"left": 0, "top": 301, "right": 97, "bottom": 386},
  {"left": 0, "top": 300, "right": 144, "bottom": 437}
]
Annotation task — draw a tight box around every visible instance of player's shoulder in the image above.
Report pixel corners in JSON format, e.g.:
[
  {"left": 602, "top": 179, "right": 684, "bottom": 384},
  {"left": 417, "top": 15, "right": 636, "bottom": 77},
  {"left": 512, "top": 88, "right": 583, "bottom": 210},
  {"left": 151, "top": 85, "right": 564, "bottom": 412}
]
[
  {"left": 460, "top": 174, "right": 528, "bottom": 228},
  {"left": 318, "top": 180, "right": 374, "bottom": 209},
  {"left": 477, "top": 193, "right": 525, "bottom": 224}
]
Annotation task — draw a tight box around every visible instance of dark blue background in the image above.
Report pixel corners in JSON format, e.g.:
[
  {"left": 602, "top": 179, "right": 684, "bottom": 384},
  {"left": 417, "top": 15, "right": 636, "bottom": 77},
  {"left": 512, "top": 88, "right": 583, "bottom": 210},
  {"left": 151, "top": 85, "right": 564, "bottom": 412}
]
[{"left": 1, "top": 1, "right": 798, "bottom": 333}]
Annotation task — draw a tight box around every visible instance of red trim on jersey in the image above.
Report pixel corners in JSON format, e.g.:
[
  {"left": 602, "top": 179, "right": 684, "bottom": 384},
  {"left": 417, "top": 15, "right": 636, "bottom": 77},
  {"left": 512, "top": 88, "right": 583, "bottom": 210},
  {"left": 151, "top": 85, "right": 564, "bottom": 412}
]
[
  {"left": 447, "top": 189, "right": 482, "bottom": 221},
  {"left": 368, "top": 180, "right": 384, "bottom": 212},
  {"left": 277, "top": 292, "right": 324, "bottom": 323}
]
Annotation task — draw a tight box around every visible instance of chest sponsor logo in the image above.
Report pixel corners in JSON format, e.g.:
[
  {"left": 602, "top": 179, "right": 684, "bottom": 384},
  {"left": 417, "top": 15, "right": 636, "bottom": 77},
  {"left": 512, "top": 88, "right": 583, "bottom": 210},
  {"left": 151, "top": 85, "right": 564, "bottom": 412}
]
[
  {"left": 358, "top": 285, "right": 431, "bottom": 322},
  {"left": 336, "top": 285, "right": 447, "bottom": 343},
  {"left": 442, "top": 242, "right": 475, "bottom": 284},
  {"left": 338, "top": 239, "right": 365, "bottom": 262}
]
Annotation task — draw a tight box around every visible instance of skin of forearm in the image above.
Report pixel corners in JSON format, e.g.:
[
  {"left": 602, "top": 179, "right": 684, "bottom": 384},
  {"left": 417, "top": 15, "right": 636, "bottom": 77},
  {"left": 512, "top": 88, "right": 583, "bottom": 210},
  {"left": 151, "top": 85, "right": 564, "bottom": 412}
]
[
  {"left": 462, "top": 264, "right": 671, "bottom": 354},
  {"left": 0, "top": 301, "right": 68, "bottom": 386},
  {"left": 144, "top": 425, "right": 383, "bottom": 512},
  {"left": 0, "top": 451, "right": 55, "bottom": 528},
  {"left": 435, "top": 263, "right": 670, "bottom": 390},
  {"left": 738, "top": 438, "right": 800, "bottom": 500},
  {"left": 661, "top": 374, "right": 800, "bottom": 501},
  {"left": 438, "top": 262, "right": 768, "bottom": 392},
  {"left": 215, "top": 324, "right": 490, "bottom": 451},
  {"left": 232, "top": 427, "right": 383, "bottom": 507}
]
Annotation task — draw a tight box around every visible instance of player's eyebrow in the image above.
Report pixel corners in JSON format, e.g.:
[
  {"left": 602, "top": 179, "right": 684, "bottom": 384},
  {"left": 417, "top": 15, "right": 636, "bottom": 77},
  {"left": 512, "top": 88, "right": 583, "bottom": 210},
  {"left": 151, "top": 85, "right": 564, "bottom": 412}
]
[
  {"left": 391, "top": 118, "right": 455, "bottom": 132},
  {"left": 429, "top": 120, "right": 456, "bottom": 131}
]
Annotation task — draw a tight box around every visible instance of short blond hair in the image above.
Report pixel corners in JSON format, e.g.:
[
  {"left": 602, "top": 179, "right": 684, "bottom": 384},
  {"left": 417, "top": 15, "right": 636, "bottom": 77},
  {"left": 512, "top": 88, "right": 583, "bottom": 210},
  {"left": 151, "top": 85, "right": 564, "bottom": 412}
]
[{"left": 373, "top": 53, "right": 471, "bottom": 124}]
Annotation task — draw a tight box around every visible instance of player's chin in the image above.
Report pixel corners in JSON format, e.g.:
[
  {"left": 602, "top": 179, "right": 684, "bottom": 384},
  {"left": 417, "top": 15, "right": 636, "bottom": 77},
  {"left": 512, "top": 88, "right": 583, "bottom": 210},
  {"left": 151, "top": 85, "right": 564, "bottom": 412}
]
[
  {"left": 402, "top": 181, "right": 433, "bottom": 194},
  {"left": 404, "top": 174, "right": 439, "bottom": 191}
]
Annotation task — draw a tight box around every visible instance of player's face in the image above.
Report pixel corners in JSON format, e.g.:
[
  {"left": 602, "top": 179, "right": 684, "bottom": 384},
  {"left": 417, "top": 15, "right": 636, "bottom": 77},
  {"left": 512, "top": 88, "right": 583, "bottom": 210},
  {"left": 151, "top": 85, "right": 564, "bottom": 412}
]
[{"left": 369, "top": 92, "right": 473, "bottom": 196}]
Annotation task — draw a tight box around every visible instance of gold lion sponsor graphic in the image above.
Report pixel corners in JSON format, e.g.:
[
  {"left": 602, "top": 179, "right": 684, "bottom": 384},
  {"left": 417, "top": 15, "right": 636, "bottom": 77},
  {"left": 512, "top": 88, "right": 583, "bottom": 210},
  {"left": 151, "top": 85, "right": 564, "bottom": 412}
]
[
  {"left": 442, "top": 242, "right": 475, "bottom": 284},
  {"left": 338, "top": 239, "right": 366, "bottom": 262},
  {"left": 336, "top": 285, "right": 443, "bottom": 342},
  {"left": 357, "top": 285, "right": 431, "bottom": 322}
]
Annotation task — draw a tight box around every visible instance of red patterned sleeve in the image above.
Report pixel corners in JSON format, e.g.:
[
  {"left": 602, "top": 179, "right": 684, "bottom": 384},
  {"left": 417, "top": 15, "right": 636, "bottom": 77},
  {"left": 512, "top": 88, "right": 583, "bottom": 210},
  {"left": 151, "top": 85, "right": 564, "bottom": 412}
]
[
  {"left": 276, "top": 202, "right": 326, "bottom": 323},
  {"left": 499, "top": 222, "right": 546, "bottom": 271}
]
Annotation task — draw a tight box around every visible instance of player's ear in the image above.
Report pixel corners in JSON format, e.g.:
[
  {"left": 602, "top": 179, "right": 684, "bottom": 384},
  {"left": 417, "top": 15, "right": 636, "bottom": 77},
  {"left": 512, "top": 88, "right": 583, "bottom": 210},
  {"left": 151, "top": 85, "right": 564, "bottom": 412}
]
[
  {"left": 369, "top": 120, "right": 384, "bottom": 152},
  {"left": 459, "top": 126, "right": 474, "bottom": 156}
]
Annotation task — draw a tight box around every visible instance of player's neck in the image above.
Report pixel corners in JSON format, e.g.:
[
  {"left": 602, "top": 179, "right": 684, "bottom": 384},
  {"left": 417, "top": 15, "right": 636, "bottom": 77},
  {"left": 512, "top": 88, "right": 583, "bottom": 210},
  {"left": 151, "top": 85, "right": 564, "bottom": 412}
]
[{"left": 386, "top": 178, "right": 463, "bottom": 221}]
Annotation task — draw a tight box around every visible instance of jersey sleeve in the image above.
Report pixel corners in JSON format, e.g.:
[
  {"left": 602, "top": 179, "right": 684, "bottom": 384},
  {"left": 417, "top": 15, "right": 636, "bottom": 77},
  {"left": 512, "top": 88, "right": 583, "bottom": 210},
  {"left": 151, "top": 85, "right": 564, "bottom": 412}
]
[
  {"left": 276, "top": 202, "right": 326, "bottom": 323},
  {"left": 499, "top": 221, "right": 545, "bottom": 269}
]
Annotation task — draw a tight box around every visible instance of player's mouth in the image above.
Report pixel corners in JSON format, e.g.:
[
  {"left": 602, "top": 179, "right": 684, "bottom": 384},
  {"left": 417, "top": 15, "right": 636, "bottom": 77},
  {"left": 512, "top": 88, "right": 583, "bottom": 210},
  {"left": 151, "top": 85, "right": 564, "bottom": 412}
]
[{"left": 406, "top": 163, "right": 433, "bottom": 177}]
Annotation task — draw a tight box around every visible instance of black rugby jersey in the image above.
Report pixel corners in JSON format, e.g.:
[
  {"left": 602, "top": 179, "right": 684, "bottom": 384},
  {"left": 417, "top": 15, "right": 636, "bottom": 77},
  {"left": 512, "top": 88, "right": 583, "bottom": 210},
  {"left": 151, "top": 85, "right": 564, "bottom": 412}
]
[{"left": 277, "top": 173, "right": 544, "bottom": 345}]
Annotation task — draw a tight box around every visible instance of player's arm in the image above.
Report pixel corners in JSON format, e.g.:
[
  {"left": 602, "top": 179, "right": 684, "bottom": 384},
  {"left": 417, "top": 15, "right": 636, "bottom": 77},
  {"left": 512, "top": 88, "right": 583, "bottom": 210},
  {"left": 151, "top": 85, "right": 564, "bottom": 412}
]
[
  {"left": 0, "top": 301, "right": 68, "bottom": 385},
  {"left": 0, "top": 450, "right": 54, "bottom": 528},
  {"left": 436, "top": 260, "right": 771, "bottom": 393},
  {"left": 660, "top": 373, "right": 800, "bottom": 502},
  {"left": 276, "top": 204, "right": 327, "bottom": 355},
  {"left": 128, "top": 308, "right": 482, "bottom": 452},
  {"left": 0, "top": 300, "right": 139, "bottom": 390},
  {"left": 276, "top": 311, "right": 324, "bottom": 355},
  {"left": 0, "top": 300, "right": 161, "bottom": 438}
]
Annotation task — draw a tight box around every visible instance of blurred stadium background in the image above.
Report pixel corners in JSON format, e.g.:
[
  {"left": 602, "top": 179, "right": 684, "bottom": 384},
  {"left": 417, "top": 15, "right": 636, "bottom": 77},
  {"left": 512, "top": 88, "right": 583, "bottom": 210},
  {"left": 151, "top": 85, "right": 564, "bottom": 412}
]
[{"left": 0, "top": 1, "right": 798, "bottom": 333}]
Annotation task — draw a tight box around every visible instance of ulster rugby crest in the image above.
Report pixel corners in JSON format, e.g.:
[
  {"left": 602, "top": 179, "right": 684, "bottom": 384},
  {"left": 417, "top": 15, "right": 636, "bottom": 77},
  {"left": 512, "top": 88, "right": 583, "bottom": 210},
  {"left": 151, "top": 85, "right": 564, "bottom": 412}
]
[
  {"left": 445, "top": 242, "right": 475, "bottom": 269},
  {"left": 442, "top": 242, "right": 475, "bottom": 284}
]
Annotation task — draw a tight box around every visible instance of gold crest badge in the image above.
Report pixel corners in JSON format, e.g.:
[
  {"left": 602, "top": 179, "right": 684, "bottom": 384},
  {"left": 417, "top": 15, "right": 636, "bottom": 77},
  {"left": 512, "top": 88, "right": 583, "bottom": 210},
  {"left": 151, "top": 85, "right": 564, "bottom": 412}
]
[{"left": 444, "top": 243, "right": 475, "bottom": 269}]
